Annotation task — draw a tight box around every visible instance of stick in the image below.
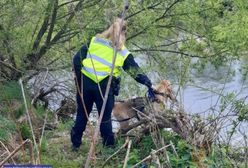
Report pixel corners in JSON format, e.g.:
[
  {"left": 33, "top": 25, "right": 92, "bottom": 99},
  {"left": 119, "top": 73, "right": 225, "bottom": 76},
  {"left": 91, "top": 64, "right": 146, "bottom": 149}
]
[
  {"left": 170, "top": 141, "right": 178, "bottom": 158},
  {"left": 102, "top": 138, "right": 129, "bottom": 168},
  {"left": 19, "top": 79, "right": 39, "bottom": 163},
  {"left": 29, "top": 140, "right": 34, "bottom": 164},
  {"left": 39, "top": 111, "right": 48, "bottom": 148},
  {"left": 0, "top": 141, "right": 16, "bottom": 164},
  {"left": 0, "top": 139, "right": 30, "bottom": 167},
  {"left": 123, "top": 139, "right": 132, "bottom": 168},
  {"left": 131, "top": 144, "right": 171, "bottom": 168}
]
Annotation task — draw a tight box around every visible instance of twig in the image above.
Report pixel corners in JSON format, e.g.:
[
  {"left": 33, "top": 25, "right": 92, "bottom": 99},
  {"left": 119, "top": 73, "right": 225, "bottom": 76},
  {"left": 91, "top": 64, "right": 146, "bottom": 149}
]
[
  {"left": 123, "top": 139, "right": 132, "bottom": 168},
  {"left": 170, "top": 141, "right": 178, "bottom": 158},
  {"left": 0, "top": 141, "right": 16, "bottom": 164},
  {"left": 28, "top": 140, "right": 34, "bottom": 164},
  {"left": 0, "top": 151, "right": 7, "bottom": 158},
  {"left": 131, "top": 144, "right": 171, "bottom": 168},
  {"left": 151, "top": 149, "right": 161, "bottom": 168},
  {"left": 19, "top": 79, "right": 39, "bottom": 164},
  {"left": 38, "top": 110, "right": 48, "bottom": 162},
  {"left": 0, "top": 139, "right": 30, "bottom": 167},
  {"left": 163, "top": 148, "right": 172, "bottom": 168},
  {"left": 102, "top": 138, "right": 130, "bottom": 168}
]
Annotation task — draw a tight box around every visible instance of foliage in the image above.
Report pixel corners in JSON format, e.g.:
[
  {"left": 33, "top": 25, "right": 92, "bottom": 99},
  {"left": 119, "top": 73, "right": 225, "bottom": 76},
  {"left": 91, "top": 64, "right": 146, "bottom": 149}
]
[
  {"left": 38, "top": 126, "right": 239, "bottom": 168},
  {"left": 0, "top": 115, "right": 16, "bottom": 141},
  {"left": 20, "top": 123, "right": 31, "bottom": 140},
  {"left": 0, "top": 81, "right": 22, "bottom": 101},
  {"left": 207, "top": 145, "right": 237, "bottom": 168},
  {"left": 0, "top": 0, "right": 248, "bottom": 167},
  {"left": 1, "top": 0, "right": 248, "bottom": 82}
]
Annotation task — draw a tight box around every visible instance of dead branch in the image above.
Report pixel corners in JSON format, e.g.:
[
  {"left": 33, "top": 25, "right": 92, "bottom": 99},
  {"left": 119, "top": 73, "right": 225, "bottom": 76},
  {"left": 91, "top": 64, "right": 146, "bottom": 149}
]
[
  {"left": 19, "top": 79, "right": 39, "bottom": 163},
  {"left": 123, "top": 139, "right": 132, "bottom": 168},
  {"left": 0, "top": 139, "right": 30, "bottom": 167},
  {"left": 102, "top": 138, "right": 130, "bottom": 168},
  {"left": 118, "top": 97, "right": 217, "bottom": 151},
  {"left": 0, "top": 141, "right": 16, "bottom": 164},
  {"left": 131, "top": 144, "right": 172, "bottom": 168}
]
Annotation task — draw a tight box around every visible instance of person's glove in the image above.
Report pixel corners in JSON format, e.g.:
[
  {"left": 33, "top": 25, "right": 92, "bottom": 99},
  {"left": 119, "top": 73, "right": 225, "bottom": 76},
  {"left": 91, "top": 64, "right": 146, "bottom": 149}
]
[{"left": 147, "top": 87, "right": 156, "bottom": 102}]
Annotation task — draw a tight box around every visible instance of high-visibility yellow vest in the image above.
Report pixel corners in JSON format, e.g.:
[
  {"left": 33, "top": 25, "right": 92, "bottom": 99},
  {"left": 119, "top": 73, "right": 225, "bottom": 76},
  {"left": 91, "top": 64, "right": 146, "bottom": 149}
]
[{"left": 81, "top": 36, "right": 130, "bottom": 83}]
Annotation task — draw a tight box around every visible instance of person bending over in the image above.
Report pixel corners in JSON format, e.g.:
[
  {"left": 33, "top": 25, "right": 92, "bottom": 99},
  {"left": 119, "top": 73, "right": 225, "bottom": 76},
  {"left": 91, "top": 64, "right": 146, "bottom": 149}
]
[{"left": 71, "top": 18, "right": 155, "bottom": 150}]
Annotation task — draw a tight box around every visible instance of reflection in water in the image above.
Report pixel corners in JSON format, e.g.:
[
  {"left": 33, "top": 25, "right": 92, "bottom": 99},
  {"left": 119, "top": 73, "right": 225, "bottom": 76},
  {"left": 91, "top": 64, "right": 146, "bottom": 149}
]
[
  {"left": 181, "top": 60, "right": 248, "bottom": 146},
  {"left": 183, "top": 61, "right": 248, "bottom": 113}
]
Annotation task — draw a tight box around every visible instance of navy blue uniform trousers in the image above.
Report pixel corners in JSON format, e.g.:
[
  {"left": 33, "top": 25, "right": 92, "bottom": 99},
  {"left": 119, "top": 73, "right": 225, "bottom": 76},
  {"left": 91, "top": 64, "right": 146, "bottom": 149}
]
[
  {"left": 70, "top": 44, "right": 151, "bottom": 147},
  {"left": 71, "top": 74, "right": 115, "bottom": 147}
]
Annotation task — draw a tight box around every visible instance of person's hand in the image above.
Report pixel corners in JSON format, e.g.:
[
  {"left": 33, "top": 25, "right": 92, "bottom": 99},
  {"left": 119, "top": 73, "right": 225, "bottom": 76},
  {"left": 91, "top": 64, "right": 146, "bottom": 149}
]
[{"left": 147, "top": 87, "right": 156, "bottom": 102}]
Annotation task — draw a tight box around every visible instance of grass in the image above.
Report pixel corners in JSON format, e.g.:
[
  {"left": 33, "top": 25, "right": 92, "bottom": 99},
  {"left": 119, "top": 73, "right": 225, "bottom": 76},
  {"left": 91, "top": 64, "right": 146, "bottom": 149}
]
[
  {"left": 38, "top": 123, "right": 191, "bottom": 168},
  {"left": 1, "top": 81, "right": 246, "bottom": 167},
  {"left": 40, "top": 126, "right": 128, "bottom": 168},
  {"left": 1, "top": 118, "right": 245, "bottom": 168}
]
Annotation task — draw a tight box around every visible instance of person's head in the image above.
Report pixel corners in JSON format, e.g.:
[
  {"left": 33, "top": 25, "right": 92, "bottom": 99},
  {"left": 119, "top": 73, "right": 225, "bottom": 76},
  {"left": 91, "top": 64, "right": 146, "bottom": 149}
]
[{"left": 98, "top": 18, "right": 127, "bottom": 50}]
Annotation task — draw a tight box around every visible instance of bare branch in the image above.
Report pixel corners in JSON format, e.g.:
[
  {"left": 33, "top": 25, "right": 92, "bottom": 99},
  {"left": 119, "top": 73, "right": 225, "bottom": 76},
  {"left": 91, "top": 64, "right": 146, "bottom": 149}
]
[
  {"left": 123, "top": 139, "right": 132, "bottom": 168},
  {"left": 0, "top": 139, "right": 31, "bottom": 167},
  {"left": 51, "top": 0, "right": 84, "bottom": 44},
  {"left": 130, "top": 43, "right": 206, "bottom": 58},
  {"left": 131, "top": 144, "right": 172, "bottom": 168},
  {"left": 155, "top": 0, "right": 181, "bottom": 22},
  {"left": 127, "top": 0, "right": 180, "bottom": 41},
  {"left": 125, "top": 2, "right": 163, "bottom": 19},
  {"left": 58, "top": 0, "right": 80, "bottom": 8},
  {"left": 102, "top": 138, "right": 130, "bottom": 168},
  {"left": 0, "top": 60, "right": 23, "bottom": 73}
]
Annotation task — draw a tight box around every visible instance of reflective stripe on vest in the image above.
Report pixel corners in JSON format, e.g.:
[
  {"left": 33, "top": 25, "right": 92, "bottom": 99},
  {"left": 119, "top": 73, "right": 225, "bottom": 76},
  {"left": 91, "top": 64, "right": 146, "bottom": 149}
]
[
  {"left": 86, "top": 54, "right": 113, "bottom": 68},
  {"left": 82, "top": 66, "right": 108, "bottom": 76},
  {"left": 81, "top": 36, "right": 130, "bottom": 83}
]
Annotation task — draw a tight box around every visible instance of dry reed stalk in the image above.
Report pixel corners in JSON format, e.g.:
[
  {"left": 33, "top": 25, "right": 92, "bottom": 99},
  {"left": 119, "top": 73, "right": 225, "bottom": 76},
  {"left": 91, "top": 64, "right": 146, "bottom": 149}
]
[
  {"left": 19, "top": 79, "right": 39, "bottom": 164},
  {"left": 102, "top": 138, "right": 129, "bottom": 168},
  {"left": 131, "top": 144, "right": 172, "bottom": 168},
  {"left": 0, "top": 141, "right": 16, "bottom": 164},
  {"left": 123, "top": 139, "right": 132, "bottom": 168},
  {"left": 0, "top": 139, "right": 30, "bottom": 167}
]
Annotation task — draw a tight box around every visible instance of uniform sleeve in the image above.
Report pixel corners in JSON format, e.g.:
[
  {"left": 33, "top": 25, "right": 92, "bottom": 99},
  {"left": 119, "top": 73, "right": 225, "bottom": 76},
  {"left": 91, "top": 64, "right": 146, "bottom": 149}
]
[
  {"left": 123, "top": 54, "right": 152, "bottom": 88},
  {"left": 72, "top": 45, "right": 88, "bottom": 85}
]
